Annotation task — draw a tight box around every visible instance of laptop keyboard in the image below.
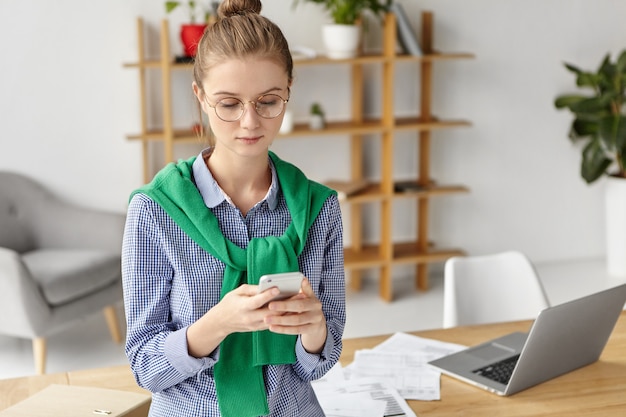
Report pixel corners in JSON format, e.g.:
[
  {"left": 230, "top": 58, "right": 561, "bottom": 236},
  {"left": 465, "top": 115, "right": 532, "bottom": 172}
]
[{"left": 472, "top": 354, "right": 520, "bottom": 384}]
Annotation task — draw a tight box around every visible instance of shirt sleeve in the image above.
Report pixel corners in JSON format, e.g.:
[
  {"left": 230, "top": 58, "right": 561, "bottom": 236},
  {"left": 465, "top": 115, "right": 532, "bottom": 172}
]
[
  {"left": 122, "top": 194, "right": 215, "bottom": 392},
  {"left": 293, "top": 194, "right": 346, "bottom": 381}
]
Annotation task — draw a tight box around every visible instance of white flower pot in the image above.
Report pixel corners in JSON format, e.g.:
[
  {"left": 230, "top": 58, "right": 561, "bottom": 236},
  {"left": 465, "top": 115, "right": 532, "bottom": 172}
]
[
  {"left": 322, "top": 24, "right": 361, "bottom": 59},
  {"left": 605, "top": 176, "right": 626, "bottom": 276},
  {"left": 309, "top": 114, "right": 325, "bottom": 130}
]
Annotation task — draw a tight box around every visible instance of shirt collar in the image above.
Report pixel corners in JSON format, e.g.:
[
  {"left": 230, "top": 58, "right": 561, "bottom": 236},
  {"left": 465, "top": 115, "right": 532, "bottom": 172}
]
[{"left": 192, "top": 147, "right": 279, "bottom": 210}]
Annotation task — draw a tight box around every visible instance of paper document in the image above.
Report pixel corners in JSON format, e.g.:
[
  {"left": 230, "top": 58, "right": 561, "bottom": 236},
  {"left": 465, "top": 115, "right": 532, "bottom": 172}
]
[
  {"left": 312, "top": 333, "right": 466, "bottom": 415},
  {"left": 347, "top": 333, "right": 466, "bottom": 401},
  {"left": 351, "top": 350, "right": 441, "bottom": 400},
  {"left": 312, "top": 364, "right": 416, "bottom": 417}
]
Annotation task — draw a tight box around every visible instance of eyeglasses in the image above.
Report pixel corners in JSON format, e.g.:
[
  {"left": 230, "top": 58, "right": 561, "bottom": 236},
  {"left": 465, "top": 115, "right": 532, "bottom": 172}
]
[{"left": 205, "top": 93, "right": 289, "bottom": 122}]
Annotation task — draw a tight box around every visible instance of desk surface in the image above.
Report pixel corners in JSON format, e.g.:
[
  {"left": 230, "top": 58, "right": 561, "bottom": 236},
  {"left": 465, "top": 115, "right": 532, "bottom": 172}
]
[{"left": 2, "top": 311, "right": 625, "bottom": 416}]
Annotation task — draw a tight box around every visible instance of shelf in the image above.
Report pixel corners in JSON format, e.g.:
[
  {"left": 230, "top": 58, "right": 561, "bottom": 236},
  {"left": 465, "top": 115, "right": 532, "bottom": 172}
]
[
  {"left": 335, "top": 182, "right": 468, "bottom": 203},
  {"left": 278, "top": 119, "right": 385, "bottom": 138},
  {"left": 122, "top": 61, "right": 192, "bottom": 70},
  {"left": 123, "top": 51, "right": 474, "bottom": 70},
  {"left": 124, "top": 12, "right": 472, "bottom": 302},
  {"left": 394, "top": 117, "right": 471, "bottom": 131},
  {"left": 395, "top": 51, "right": 475, "bottom": 63},
  {"left": 393, "top": 183, "right": 469, "bottom": 199},
  {"left": 393, "top": 243, "right": 466, "bottom": 264},
  {"left": 344, "top": 245, "right": 387, "bottom": 270},
  {"left": 126, "top": 129, "right": 203, "bottom": 144},
  {"left": 343, "top": 242, "right": 466, "bottom": 272}
]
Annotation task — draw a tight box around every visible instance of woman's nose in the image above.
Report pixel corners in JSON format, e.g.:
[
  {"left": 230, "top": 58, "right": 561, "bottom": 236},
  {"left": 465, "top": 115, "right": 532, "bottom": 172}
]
[{"left": 239, "top": 101, "right": 260, "bottom": 128}]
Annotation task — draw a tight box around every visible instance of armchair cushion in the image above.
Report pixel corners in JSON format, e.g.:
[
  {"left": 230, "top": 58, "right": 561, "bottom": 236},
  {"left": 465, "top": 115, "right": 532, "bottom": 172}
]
[{"left": 22, "top": 249, "right": 121, "bottom": 306}]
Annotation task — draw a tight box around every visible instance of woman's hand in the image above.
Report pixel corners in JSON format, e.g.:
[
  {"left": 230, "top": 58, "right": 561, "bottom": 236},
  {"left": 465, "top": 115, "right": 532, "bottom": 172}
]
[
  {"left": 186, "top": 284, "right": 280, "bottom": 358},
  {"left": 263, "top": 278, "right": 328, "bottom": 354}
]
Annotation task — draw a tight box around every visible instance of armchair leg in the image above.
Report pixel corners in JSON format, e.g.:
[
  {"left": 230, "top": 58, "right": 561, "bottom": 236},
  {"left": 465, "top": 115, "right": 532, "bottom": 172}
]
[
  {"left": 32, "top": 338, "right": 47, "bottom": 375},
  {"left": 104, "top": 305, "right": 123, "bottom": 343}
]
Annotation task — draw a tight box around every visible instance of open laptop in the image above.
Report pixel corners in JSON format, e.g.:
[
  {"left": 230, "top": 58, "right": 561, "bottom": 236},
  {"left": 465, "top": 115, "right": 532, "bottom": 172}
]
[{"left": 428, "top": 283, "right": 626, "bottom": 396}]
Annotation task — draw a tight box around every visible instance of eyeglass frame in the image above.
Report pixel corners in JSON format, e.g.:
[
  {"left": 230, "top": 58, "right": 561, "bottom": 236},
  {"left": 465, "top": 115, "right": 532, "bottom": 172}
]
[{"left": 204, "top": 89, "right": 290, "bottom": 122}]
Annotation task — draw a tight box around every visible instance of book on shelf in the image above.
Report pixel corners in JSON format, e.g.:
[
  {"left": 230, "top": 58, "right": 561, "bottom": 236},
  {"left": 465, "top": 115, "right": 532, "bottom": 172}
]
[
  {"left": 390, "top": 3, "right": 423, "bottom": 56},
  {"left": 324, "top": 179, "right": 370, "bottom": 200},
  {"left": 394, "top": 180, "right": 426, "bottom": 193}
]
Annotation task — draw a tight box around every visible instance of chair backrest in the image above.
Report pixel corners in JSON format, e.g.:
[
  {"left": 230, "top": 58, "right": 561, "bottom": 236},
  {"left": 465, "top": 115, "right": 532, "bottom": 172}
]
[
  {"left": 0, "top": 171, "right": 51, "bottom": 253},
  {"left": 443, "top": 251, "right": 550, "bottom": 328}
]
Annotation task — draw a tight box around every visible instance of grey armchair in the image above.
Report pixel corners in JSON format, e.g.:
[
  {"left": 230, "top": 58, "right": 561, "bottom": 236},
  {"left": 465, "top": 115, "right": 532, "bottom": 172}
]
[{"left": 0, "top": 171, "right": 126, "bottom": 374}]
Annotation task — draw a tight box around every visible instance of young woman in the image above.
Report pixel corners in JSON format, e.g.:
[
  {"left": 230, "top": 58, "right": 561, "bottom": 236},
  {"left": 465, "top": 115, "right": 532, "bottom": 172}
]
[{"left": 121, "top": 0, "right": 345, "bottom": 416}]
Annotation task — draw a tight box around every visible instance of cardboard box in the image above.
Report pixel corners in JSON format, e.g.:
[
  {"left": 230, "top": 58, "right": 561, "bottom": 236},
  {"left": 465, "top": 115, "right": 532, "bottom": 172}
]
[{"left": 0, "top": 384, "right": 151, "bottom": 417}]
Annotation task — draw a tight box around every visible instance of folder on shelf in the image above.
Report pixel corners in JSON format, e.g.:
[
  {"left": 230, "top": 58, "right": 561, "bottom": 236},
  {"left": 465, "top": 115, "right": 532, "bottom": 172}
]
[
  {"left": 0, "top": 384, "right": 151, "bottom": 417},
  {"left": 390, "top": 3, "right": 423, "bottom": 56}
]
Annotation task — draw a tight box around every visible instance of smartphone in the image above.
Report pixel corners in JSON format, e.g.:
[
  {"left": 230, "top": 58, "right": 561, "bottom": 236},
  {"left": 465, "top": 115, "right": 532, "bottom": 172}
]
[{"left": 257, "top": 272, "right": 304, "bottom": 301}]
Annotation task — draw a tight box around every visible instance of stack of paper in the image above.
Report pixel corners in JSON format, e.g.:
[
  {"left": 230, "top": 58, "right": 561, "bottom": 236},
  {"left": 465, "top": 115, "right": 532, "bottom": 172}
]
[{"left": 312, "top": 333, "right": 466, "bottom": 417}]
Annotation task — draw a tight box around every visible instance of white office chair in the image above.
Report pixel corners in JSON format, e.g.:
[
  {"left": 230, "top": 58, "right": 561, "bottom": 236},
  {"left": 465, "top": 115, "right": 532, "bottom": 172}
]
[{"left": 443, "top": 251, "right": 550, "bottom": 328}]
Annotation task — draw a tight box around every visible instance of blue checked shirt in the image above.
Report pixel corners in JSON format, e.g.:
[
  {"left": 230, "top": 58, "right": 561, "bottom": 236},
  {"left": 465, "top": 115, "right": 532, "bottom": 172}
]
[{"left": 122, "top": 149, "right": 346, "bottom": 416}]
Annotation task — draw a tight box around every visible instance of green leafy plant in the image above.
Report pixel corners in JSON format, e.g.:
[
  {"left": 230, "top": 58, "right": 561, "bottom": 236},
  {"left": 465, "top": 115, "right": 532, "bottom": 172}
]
[
  {"left": 293, "top": 0, "right": 391, "bottom": 25},
  {"left": 165, "top": 1, "right": 213, "bottom": 24},
  {"left": 310, "top": 102, "right": 325, "bottom": 117},
  {"left": 554, "top": 50, "right": 626, "bottom": 184}
]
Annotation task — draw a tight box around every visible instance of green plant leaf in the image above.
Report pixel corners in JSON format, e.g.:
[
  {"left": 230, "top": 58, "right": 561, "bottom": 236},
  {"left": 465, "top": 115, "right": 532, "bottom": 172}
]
[
  {"left": 581, "top": 137, "right": 612, "bottom": 183},
  {"left": 556, "top": 51, "right": 626, "bottom": 181},
  {"left": 568, "top": 95, "right": 611, "bottom": 114},
  {"left": 564, "top": 62, "right": 582, "bottom": 75},
  {"left": 617, "top": 50, "right": 626, "bottom": 73},
  {"left": 571, "top": 117, "right": 600, "bottom": 138},
  {"left": 577, "top": 72, "right": 601, "bottom": 88},
  {"left": 165, "top": 1, "right": 180, "bottom": 13},
  {"left": 599, "top": 114, "right": 626, "bottom": 151},
  {"left": 554, "top": 94, "right": 586, "bottom": 109}
]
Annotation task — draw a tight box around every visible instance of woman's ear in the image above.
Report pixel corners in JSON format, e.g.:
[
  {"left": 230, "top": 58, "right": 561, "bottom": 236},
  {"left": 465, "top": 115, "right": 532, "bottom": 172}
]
[{"left": 192, "top": 82, "right": 207, "bottom": 111}]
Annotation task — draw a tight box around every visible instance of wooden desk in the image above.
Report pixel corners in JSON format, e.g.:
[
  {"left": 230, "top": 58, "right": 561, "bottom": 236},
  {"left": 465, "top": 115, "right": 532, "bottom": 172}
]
[
  {"left": 1, "top": 312, "right": 625, "bottom": 415},
  {"left": 340, "top": 310, "right": 626, "bottom": 416}
]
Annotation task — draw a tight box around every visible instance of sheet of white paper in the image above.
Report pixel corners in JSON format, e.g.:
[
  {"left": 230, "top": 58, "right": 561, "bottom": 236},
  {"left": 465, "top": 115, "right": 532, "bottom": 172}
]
[
  {"left": 312, "top": 365, "right": 416, "bottom": 417},
  {"left": 351, "top": 350, "right": 441, "bottom": 400},
  {"left": 316, "top": 392, "right": 386, "bottom": 417},
  {"left": 374, "top": 332, "right": 467, "bottom": 356},
  {"left": 347, "top": 333, "right": 467, "bottom": 401}
]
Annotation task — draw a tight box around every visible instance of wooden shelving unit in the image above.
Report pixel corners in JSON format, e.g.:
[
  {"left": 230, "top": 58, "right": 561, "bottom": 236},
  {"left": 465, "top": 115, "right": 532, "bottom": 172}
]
[{"left": 124, "top": 11, "right": 473, "bottom": 301}]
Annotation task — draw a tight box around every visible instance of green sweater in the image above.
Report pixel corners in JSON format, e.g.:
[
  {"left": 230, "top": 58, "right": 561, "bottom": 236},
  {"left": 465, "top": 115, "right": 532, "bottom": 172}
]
[{"left": 132, "top": 151, "right": 335, "bottom": 416}]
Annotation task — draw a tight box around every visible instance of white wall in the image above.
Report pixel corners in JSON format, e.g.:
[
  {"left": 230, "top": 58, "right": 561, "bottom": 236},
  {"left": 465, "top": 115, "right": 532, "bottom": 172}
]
[{"left": 1, "top": 0, "right": 624, "bottom": 266}]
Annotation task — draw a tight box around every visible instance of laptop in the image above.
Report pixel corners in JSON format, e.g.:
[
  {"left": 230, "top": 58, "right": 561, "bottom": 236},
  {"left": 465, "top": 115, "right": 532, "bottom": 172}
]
[{"left": 428, "top": 283, "right": 626, "bottom": 396}]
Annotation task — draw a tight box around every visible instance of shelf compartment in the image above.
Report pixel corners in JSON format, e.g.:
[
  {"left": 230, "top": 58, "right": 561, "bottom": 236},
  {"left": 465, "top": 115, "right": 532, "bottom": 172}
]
[
  {"left": 126, "top": 129, "right": 205, "bottom": 144},
  {"left": 123, "top": 61, "right": 192, "bottom": 70},
  {"left": 392, "top": 242, "right": 466, "bottom": 264},
  {"left": 393, "top": 183, "right": 469, "bottom": 199},
  {"left": 343, "top": 183, "right": 387, "bottom": 203},
  {"left": 344, "top": 245, "right": 387, "bottom": 270},
  {"left": 394, "top": 117, "right": 471, "bottom": 131},
  {"left": 293, "top": 53, "right": 387, "bottom": 66},
  {"left": 395, "top": 52, "right": 475, "bottom": 63},
  {"left": 278, "top": 119, "right": 385, "bottom": 138},
  {"left": 124, "top": 51, "right": 474, "bottom": 70}
]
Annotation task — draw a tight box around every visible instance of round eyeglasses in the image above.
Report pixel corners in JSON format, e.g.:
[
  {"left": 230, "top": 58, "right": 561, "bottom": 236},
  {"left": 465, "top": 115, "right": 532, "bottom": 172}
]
[{"left": 205, "top": 93, "right": 289, "bottom": 122}]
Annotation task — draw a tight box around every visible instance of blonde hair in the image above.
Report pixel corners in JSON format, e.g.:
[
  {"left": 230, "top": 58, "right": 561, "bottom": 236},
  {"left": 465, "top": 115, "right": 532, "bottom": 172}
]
[{"left": 193, "top": 0, "right": 293, "bottom": 91}]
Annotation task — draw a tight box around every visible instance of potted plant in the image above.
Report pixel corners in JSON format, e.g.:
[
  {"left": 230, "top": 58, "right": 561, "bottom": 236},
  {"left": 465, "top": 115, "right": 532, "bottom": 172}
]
[
  {"left": 293, "top": 0, "right": 392, "bottom": 59},
  {"left": 165, "top": 1, "right": 217, "bottom": 57},
  {"left": 554, "top": 50, "right": 626, "bottom": 276},
  {"left": 309, "top": 102, "right": 326, "bottom": 130}
]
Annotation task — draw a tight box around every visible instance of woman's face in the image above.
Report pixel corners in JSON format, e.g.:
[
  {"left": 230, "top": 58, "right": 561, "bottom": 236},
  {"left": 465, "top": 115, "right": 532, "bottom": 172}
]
[{"left": 196, "top": 58, "right": 290, "bottom": 161}]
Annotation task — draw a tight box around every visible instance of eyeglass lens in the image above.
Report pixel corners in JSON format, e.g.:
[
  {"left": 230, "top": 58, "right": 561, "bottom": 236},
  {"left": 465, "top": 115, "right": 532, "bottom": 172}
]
[{"left": 214, "top": 94, "right": 286, "bottom": 121}]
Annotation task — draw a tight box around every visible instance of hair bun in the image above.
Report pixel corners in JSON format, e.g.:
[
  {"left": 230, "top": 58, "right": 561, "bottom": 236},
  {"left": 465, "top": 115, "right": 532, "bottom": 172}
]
[{"left": 218, "top": 0, "right": 262, "bottom": 19}]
